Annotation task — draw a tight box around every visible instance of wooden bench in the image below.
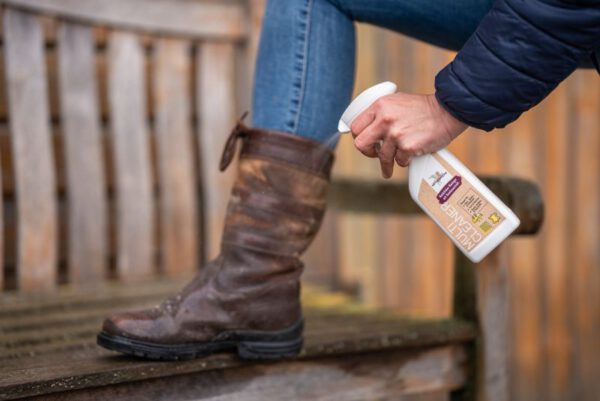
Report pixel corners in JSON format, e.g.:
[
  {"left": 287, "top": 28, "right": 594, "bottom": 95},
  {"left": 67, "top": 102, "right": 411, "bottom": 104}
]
[{"left": 0, "top": 1, "right": 544, "bottom": 400}]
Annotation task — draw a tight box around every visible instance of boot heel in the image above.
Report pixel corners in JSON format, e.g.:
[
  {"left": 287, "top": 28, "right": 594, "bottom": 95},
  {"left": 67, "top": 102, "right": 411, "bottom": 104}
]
[{"left": 237, "top": 337, "right": 303, "bottom": 360}]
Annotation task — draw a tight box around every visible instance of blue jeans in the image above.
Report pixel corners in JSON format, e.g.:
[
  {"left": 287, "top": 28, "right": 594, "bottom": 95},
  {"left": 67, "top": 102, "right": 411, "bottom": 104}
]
[{"left": 252, "top": 0, "right": 493, "bottom": 144}]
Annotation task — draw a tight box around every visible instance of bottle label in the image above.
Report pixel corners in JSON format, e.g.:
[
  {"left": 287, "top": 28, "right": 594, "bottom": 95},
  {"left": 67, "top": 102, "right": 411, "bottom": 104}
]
[{"left": 417, "top": 153, "right": 504, "bottom": 253}]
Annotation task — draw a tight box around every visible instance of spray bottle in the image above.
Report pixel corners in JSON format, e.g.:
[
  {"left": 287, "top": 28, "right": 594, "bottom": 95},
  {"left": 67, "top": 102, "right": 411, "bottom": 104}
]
[{"left": 338, "top": 81, "right": 520, "bottom": 263}]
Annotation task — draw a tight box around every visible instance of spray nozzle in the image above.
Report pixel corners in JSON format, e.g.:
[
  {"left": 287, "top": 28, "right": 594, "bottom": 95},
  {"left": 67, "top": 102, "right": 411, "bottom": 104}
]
[{"left": 337, "top": 81, "right": 398, "bottom": 133}]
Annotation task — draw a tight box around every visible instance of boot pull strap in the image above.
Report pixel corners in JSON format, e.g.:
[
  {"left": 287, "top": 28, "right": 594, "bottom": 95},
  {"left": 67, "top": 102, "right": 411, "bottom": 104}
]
[{"left": 219, "top": 111, "right": 249, "bottom": 172}]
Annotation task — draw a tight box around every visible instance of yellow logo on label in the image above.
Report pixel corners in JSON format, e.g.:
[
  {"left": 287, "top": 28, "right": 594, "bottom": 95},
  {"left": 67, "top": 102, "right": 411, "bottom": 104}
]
[
  {"left": 480, "top": 221, "right": 492, "bottom": 233},
  {"left": 472, "top": 213, "right": 483, "bottom": 224},
  {"left": 488, "top": 212, "right": 501, "bottom": 225}
]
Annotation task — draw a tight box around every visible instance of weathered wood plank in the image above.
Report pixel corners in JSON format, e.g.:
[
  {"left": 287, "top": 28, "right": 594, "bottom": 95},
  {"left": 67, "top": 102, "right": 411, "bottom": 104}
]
[
  {"left": 3, "top": 8, "right": 57, "bottom": 291},
  {"left": 328, "top": 177, "right": 543, "bottom": 236},
  {"left": 377, "top": 35, "right": 418, "bottom": 312},
  {"left": 107, "top": 32, "right": 154, "bottom": 280},
  {"left": 0, "top": 278, "right": 475, "bottom": 399},
  {"left": 1, "top": 317, "right": 474, "bottom": 360},
  {"left": 197, "top": 42, "right": 236, "bottom": 260},
  {"left": 504, "top": 111, "right": 544, "bottom": 401},
  {"left": 540, "top": 84, "right": 571, "bottom": 401},
  {"left": 153, "top": 38, "right": 198, "bottom": 276},
  {"left": 0, "top": 279, "right": 476, "bottom": 350},
  {"left": 236, "top": 0, "right": 266, "bottom": 118},
  {"left": 410, "top": 44, "right": 449, "bottom": 316},
  {"left": 571, "top": 71, "right": 600, "bottom": 401},
  {"left": 2, "top": 345, "right": 468, "bottom": 401},
  {"left": 451, "top": 249, "right": 478, "bottom": 401},
  {"left": 476, "top": 247, "right": 511, "bottom": 401},
  {"left": 0, "top": 0, "right": 247, "bottom": 40},
  {"left": 57, "top": 21, "right": 108, "bottom": 285}
]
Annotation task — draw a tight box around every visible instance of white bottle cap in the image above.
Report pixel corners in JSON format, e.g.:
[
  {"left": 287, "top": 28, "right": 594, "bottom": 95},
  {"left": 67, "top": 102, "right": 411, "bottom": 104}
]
[{"left": 337, "top": 81, "right": 398, "bottom": 132}]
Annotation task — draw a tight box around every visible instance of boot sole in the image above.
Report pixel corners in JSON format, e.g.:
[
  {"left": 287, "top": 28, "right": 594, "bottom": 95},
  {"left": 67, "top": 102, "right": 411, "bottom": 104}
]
[{"left": 96, "top": 319, "right": 303, "bottom": 361}]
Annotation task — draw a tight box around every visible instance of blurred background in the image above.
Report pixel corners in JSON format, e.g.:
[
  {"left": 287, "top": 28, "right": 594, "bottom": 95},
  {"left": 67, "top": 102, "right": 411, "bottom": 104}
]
[{"left": 303, "top": 23, "right": 599, "bottom": 401}]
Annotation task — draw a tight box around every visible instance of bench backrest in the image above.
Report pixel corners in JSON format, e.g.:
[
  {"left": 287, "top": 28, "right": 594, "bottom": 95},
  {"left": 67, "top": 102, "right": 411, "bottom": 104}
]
[{"left": 0, "top": 0, "right": 261, "bottom": 292}]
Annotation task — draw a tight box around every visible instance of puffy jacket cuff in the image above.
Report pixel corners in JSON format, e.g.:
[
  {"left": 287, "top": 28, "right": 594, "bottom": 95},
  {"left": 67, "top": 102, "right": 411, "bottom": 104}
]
[
  {"left": 435, "top": 64, "right": 521, "bottom": 132},
  {"left": 435, "top": 89, "right": 490, "bottom": 132}
]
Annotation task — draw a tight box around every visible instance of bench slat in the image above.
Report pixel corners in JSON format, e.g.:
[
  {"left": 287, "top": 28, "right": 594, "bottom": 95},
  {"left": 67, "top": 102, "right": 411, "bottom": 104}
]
[
  {"left": 57, "top": 22, "right": 108, "bottom": 284},
  {"left": 196, "top": 42, "right": 237, "bottom": 260},
  {"left": 4, "top": 9, "right": 57, "bottom": 291},
  {"left": 328, "top": 176, "right": 544, "bottom": 235},
  {"left": 108, "top": 32, "right": 155, "bottom": 280},
  {"left": 0, "top": 0, "right": 247, "bottom": 40},
  {"left": 0, "top": 281, "right": 476, "bottom": 399},
  {"left": 2, "top": 345, "right": 466, "bottom": 401},
  {"left": 153, "top": 38, "right": 198, "bottom": 276},
  {"left": 1, "top": 317, "right": 473, "bottom": 360}
]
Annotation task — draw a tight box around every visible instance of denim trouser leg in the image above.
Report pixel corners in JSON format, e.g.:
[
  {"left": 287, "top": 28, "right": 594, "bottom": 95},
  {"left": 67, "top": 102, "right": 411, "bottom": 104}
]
[{"left": 252, "top": 0, "right": 494, "bottom": 144}]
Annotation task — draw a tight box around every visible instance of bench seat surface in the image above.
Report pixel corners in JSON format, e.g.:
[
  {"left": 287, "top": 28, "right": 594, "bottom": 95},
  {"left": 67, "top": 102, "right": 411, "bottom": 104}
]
[{"left": 0, "top": 279, "right": 476, "bottom": 400}]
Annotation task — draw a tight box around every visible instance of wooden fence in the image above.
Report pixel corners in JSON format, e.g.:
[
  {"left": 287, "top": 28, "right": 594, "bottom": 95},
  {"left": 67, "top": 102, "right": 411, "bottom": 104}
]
[{"left": 304, "top": 24, "right": 599, "bottom": 401}]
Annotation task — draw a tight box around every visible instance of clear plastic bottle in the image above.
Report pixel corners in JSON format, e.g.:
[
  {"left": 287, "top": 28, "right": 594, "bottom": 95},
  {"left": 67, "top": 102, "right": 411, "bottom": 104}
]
[{"left": 338, "top": 81, "right": 520, "bottom": 263}]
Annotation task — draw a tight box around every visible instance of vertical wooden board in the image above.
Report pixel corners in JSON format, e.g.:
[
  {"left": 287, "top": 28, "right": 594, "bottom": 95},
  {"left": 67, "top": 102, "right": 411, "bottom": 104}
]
[
  {"left": 391, "top": 38, "right": 422, "bottom": 314},
  {"left": 411, "top": 43, "right": 453, "bottom": 317},
  {"left": 237, "top": 0, "right": 266, "bottom": 117},
  {"left": 247, "top": 0, "right": 267, "bottom": 82},
  {"left": 476, "top": 247, "right": 511, "bottom": 401},
  {"left": 358, "top": 216, "right": 379, "bottom": 306},
  {"left": 332, "top": 24, "right": 377, "bottom": 297},
  {"left": 429, "top": 46, "right": 454, "bottom": 317},
  {"left": 107, "top": 32, "right": 154, "bottom": 281},
  {"left": 153, "top": 38, "right": 198, "bottom": 277},
  {"left": 57, "top": 21, "right": 108, "bottom": 285},
  {"left": 332, "top": 139, "right": 361, "bottom": 294},
  {"left": 377, "top": 34, "right": 413, "bottom": 310},
  {"left": 503, "top": 110, "right": 543, "bottom": 401},
  {"left": 197, "top": 42, "right": 236, "bottom": 260},
  {"left": 571, "top": 70, "right": 600, "bottom": 401},
  {"left": 539, "top": 83, "right": 572, "bottom": 401},
  {"left": 4, "top": 8, "right": 57, "bottom": 291},
  {"left": 346, "top": 24, "right": 382, "bottom": 306}
]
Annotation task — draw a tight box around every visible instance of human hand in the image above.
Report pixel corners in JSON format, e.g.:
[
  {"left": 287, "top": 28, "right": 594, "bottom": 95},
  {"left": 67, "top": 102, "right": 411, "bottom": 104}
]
[{"left": 350, "top": 92, "right": 468, "bottom": 178}]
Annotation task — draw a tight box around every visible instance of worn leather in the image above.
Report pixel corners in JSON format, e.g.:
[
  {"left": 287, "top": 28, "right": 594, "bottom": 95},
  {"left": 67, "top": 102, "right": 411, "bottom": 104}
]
[{"left": 102, "top": 123, "right": 334, "bottom": 344}]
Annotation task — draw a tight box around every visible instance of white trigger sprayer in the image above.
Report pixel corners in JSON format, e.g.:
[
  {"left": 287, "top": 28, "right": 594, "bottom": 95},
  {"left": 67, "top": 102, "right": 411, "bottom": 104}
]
[{"left": 338, "top": 82, "right": 520, "bottom": 263}]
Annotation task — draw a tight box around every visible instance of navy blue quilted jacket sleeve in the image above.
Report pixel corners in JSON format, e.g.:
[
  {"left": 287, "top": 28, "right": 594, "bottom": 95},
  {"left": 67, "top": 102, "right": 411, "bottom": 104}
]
[{"left": 435, "top": 0, "right": 600, "bottom": 131}]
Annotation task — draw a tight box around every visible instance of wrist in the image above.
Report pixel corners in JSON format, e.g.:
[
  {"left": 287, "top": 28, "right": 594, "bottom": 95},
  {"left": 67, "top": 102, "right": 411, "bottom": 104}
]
[{"left": 428, "top": 93, "right": 468, "bottom": 140}]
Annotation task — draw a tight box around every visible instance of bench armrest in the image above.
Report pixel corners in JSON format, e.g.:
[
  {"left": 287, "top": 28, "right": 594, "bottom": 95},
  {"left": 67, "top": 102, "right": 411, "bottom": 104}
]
[{"left": 328, "top": 176, "right": 543, "bottom": 235}]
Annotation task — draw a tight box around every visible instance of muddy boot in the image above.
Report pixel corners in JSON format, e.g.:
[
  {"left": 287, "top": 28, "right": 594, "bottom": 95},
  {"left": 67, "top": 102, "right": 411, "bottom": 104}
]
[{"left": 97, "top": 121, "right": 334, "bottom": 360}]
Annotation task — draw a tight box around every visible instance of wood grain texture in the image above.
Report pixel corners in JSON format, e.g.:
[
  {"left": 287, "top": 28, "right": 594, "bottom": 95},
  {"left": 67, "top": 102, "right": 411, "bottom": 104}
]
[
  {"left": 328, "top": 177, "right": 543, "bottom": 235},
  {"left": 476, "top": 247, "right": 511, "bottom": 401},
  {"left": 235, "top": 0, "right": 266, "bottom": 119},
  {"left": 107, "top": 32, "right": 154, "bottom": 280},
  {"left": 0, "top": 0, "right": 247, "bottom": 40},
  {"left": 196, "top": 42, "right": 236, "bottom": 260},
  {"left": 153, "top": 38, "right": 198, "bottom": 276},
  {"left": 3, "top": 8, "right": 57, "bottom": 291},
  {"left": 414, "top": 44, "right": 453, "bottom": 316},
  {"left": 539, "top": 84, "right": 571, "bottom": 401},
  {"left": 0, "top": 281, "right": 475, "bottom": 400},
  {"left": 380, "top": 34, "right": 417, "bottom": 312},
  {"left": 57, "top": 22, "right": 107, "bottom": 285},
  {"left": 570, "top": 71, "right": 600, "bottom": 401},
  {"left": 8, "top": 346, "right": 468, "bottom": 401},
  {"left": 504, "top": 110, "right": 544, "bottom": 401}
]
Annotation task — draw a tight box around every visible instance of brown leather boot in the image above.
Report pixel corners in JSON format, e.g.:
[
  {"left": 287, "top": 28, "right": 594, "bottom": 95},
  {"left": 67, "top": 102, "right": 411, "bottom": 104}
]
[{"left": 97, "top": 121, "right": 334, "bottom": 360}]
